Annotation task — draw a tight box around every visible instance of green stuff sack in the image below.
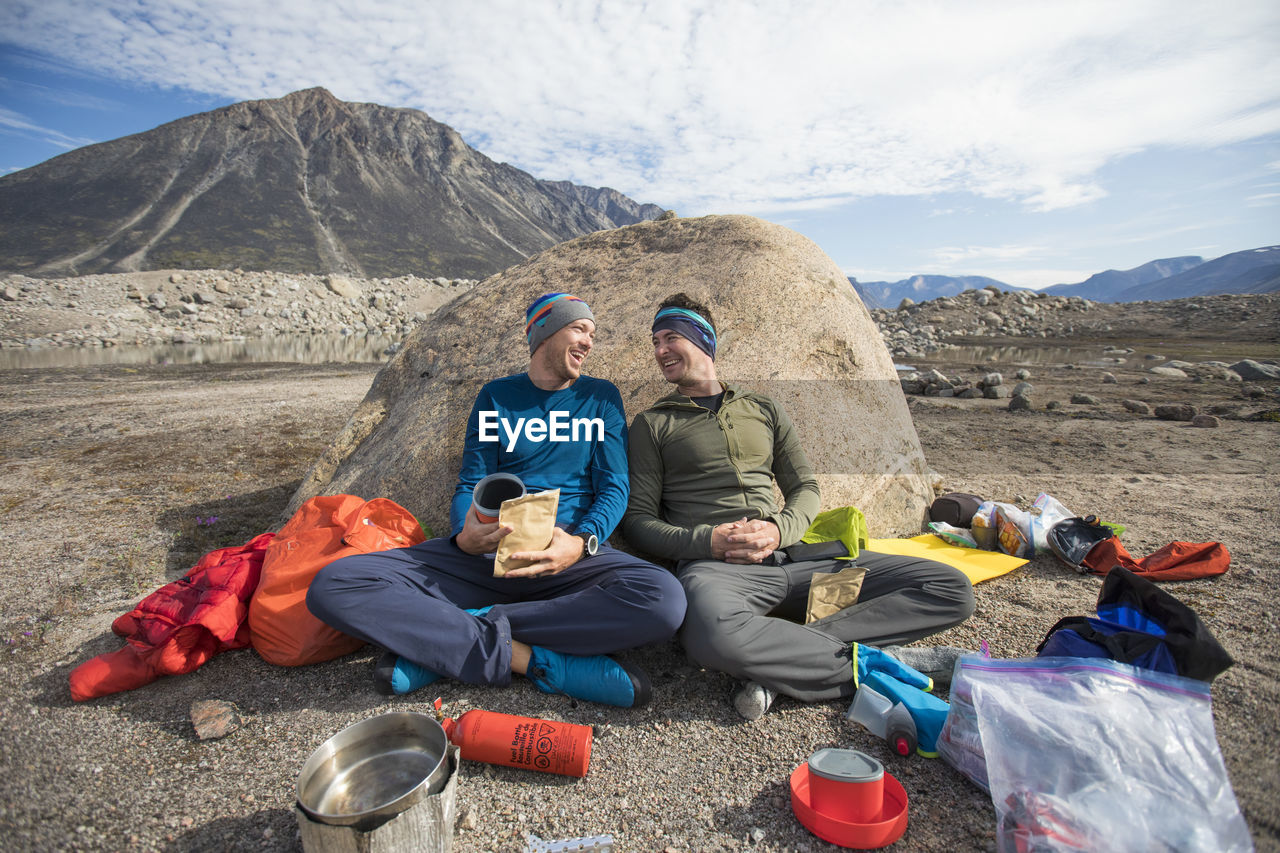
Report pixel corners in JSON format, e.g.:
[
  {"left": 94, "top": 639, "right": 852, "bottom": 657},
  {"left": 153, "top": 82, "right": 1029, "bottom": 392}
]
[{"left": 800, "top": 506, "right": 869, "bottom": 560}]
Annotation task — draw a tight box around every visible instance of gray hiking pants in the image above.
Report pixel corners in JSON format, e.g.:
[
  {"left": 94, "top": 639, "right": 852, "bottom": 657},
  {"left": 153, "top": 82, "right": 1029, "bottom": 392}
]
[{"left": 677, "top": 550, "right": 975, "bottom": 702}]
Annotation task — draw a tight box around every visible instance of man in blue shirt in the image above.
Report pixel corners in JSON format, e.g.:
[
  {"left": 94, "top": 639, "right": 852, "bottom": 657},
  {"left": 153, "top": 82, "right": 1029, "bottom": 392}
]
[{"left": 308, "top": 293, "right": 686, "bottom": 707}]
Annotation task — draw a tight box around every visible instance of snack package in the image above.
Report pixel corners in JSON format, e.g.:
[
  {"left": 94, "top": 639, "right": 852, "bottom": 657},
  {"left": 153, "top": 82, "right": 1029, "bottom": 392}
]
[
  {"left": 970, "top": 502, "right": 998, "bottom": 551},
  {"left": 992, "top": 502, "right": 1033, "bottom": 558},
  {"left": 805, "top": 565, "right": 869, "bottom": 622},
  {"left": 494, "top": 489, "right": 560, "bottom": 576}
]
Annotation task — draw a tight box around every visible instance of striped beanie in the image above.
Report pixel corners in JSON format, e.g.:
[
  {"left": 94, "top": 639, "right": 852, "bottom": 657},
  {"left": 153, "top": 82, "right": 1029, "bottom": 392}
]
[
  {"left": 652, "top": 306, "right": 717, "bottom": 360},
  {"left": 525, "top": 292, "right": 594, "bottom": 354}
]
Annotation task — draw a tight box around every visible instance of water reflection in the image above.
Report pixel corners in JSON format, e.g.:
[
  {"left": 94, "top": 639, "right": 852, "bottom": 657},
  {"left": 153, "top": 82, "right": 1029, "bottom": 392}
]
[
  {"left": 0, "top": 334, "right": 401, "bottom": 369},
  {"left": 0, "top": 336, "right": 1251, "bottom": 371}
]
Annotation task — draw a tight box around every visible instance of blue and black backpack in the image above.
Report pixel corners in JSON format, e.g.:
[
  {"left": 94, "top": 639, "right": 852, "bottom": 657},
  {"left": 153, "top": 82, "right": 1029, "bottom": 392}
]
[{"left": 1036, "top": 566, "right": 1233, "bottom": 682}]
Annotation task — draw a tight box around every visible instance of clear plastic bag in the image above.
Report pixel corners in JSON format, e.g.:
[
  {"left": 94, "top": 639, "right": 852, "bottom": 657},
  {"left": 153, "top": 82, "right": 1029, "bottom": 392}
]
[
  {"left": 1030, "top": 493, "right": 1072, "bottom": 554},
  {"left": 970, "top": 501, "right": 998, "bottom": 551},
  {"left": 938, "top": 656, "right": 1251, "bottom": 853},
  {"left": 927, "top": 521, "right": 978, "bottom": 548}
]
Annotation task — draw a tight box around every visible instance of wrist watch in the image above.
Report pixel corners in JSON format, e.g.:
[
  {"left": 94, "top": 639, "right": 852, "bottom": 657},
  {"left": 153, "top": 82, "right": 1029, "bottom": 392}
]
[{"left": 576, "top": 532, "right": 599, "bottom": 557}]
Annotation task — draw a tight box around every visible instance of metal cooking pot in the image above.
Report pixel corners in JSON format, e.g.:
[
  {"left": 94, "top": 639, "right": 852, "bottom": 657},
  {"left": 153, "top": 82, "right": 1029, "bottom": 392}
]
[{"left": 297, "top": 712, "right": 450, "bottom": 828}]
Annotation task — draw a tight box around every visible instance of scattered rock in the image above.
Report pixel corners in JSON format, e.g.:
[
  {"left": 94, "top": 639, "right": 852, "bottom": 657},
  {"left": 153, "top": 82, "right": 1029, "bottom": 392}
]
[
  {"left": 1102, "top": 372, "right": 1117, "bottom": 384},
  {"left": 1046, "top": 400, "right": 1062, "bottom": 410},
  {"left": 213, "top": 279, "right": 231, "bottom": 294},
  {"left": 225, "top": 297, "right": 250, "bottom": 310},
  {"left": 1008, "top": 395, "right": 1033, "bottom": 411},
  {"left": 1148, "top": 366, "right": 1188, "bottom": 378},
  {"left": 190, "top": 699, "right": 241, "bottom": 740},
  {"left": 456, "top": 805, "right": 478, "bottom": 831},
  {"left": 1, "top": 287, "right": 17, "bottom": 301},
  {"left": 1071, "top": 393, "right": 1100, "bottom": 405},
  {"left": 1191, "top": 414, "right": 1221, "bottom": 428},
  {"left": 325, "top": 275, "right": 362, "bottom": 299},
  {"left": 1154, "top": 404, "right": 1197, "bottom": 422},
  {"left": 169, "top": 273, "right": 185, "bottom": 284},
  {"left": 1122, "top": 399, "right": 1152, "bottom": 415},
  {"left": 1231, "top": 359, "right": 1280, "bottom": 381},
  {"left": 1012, "top": 381, "right": 1034, "bottom": 396},
  {"left": 984, "top": 385, "right": 1010, "bottom": 399},
  {"left": 146, "top": 292, "right": 166, "bottom": 309},
  {"left": 1015, "top": 369, "right": 1031, "bottom": 380}
]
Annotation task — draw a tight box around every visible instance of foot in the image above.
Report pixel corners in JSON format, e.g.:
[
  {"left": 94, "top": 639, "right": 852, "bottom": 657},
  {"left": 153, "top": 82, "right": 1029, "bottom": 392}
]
[
  {"left": 881, "top": 645, "right": 973, "bottom": 689},
  {"left": 373, "top": 649, "right": 442, "bottom": 696},
  {"left": 525, "top": 646, "right": 651, "bottom": 708},
  {"left": 732, "top": 681, "right": 778, "bottom": 721},
  {"left": 372, "top": 607, "right": 492, "bottom": 696}
]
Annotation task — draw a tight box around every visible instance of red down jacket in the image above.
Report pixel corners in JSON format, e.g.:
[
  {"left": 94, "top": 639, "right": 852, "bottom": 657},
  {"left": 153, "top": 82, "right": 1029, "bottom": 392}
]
[{"left": 69, "top": 532, "right": 274, "bottom": 702}]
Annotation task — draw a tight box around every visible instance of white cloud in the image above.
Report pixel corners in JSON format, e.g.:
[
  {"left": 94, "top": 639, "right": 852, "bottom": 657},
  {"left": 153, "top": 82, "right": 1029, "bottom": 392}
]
[
  {"left": 0, "top": 106, "right": 96, "bottom": 149},
  {"left": 0, "top": 0, "right": 1278, "bottom": 214}
]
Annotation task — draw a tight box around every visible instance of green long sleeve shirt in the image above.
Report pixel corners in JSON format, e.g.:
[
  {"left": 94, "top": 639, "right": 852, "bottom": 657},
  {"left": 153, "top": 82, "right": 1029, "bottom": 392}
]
[{"left": 622, "top": 384, "right": 821, "bottom": 561}]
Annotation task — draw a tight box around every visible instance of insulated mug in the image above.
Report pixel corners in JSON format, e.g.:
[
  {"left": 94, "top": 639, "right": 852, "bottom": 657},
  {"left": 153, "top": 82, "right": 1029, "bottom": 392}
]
[
  {"left": 807, "top": 748, "right": 884, "bottom": 822},
  {"left": 472, "top": 473, "right": 526, "bottom": 523}
]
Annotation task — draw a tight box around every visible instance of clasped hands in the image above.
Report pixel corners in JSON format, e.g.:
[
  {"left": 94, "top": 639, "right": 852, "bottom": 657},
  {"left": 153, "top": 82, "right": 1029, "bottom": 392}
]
[
  {"left": 711, "top": 518, "right": 781, "bottom": 564},
  {"left": 455, "top": 507, "right": 584, "bottom": 578}
]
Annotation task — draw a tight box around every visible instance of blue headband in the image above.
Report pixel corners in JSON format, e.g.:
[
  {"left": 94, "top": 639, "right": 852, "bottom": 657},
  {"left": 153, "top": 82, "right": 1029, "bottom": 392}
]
[{"left": 652, "top": 306, "right": 717, "bottom": 360}]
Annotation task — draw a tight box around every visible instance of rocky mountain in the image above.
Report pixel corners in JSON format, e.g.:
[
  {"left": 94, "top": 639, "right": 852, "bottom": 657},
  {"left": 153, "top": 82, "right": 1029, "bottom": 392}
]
[
  {"left": 0, "top": 88, "right": 664, "bottom": 280},
  {"left": 849, "top": 274, "right": 1013, "bottom": 309},
  {"left": 1040, "top": 256, "right": 1204, "bottom": 301},
  {"left": 853, "top": 245, "right": 1278, "bottom": 307},
  {"left": 1105, "top": 245, "right": 1280, "bottom": 302}
]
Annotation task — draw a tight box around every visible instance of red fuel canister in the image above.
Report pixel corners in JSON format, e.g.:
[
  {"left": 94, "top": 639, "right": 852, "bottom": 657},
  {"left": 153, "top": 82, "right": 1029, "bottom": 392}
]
[{"left": 441, "top": 709, "right": 592, "bottom": 777}]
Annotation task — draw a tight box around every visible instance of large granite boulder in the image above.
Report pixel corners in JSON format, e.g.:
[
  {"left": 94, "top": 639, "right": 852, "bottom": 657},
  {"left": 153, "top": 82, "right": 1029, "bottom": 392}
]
[{"left": 287, "top": 215, "right": 933, "bottom": 538}]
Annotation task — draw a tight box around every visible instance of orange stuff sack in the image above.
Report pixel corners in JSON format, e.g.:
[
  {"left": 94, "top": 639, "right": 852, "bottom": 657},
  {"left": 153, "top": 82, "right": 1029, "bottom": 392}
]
[{"left": 249, "top": 495, "right": 426, "bottom": 666}]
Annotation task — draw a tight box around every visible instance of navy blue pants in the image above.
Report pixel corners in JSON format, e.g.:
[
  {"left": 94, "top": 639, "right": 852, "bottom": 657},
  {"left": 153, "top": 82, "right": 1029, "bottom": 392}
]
[{"left": 307, "top": 537, "right": 686, "bottom": 686}]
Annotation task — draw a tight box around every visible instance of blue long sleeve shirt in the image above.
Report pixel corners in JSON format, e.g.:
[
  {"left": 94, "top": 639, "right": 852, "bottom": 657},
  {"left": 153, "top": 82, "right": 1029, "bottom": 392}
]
[{"left": 449, "top": 373, "right": 630, "bottom": 542}]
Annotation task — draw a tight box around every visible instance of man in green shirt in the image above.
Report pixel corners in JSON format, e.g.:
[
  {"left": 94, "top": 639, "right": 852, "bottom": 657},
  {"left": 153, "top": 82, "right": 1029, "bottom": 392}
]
[{"left": 622, "top": 293, "right": 975, "bottom": 719}]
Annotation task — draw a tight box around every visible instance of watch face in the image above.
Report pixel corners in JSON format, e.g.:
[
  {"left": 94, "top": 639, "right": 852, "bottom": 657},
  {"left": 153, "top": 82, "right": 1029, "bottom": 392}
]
[{"left": 582, "top": 533, "right": 598, "bottom": 555}]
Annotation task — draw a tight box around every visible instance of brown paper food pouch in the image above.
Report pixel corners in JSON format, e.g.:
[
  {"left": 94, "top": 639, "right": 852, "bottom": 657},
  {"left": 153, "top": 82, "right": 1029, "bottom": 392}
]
[
  {"left": 494, "top": 489, "right": 560, "bottom": 576},
  {"left": 805, "top": 564, "right": 868, "bottom": 623}
]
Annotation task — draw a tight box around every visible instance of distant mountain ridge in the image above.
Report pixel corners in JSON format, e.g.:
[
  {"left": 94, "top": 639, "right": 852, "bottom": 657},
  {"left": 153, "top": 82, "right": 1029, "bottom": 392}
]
[
  {"left": 0, "top": 88, "right": 664, "bottom": 279},
  {"left": 850, "top": 245, "right": 1279, "bottom": 306},
  {"left": 850, "top": 274, "right": 1011, "bottom": 309},
  {"left": 1102, "top": 245, "right": 1280, "bottom": 302},
  {"left": 1040, "top": 256, "right": 1205, "bottom": 301}
]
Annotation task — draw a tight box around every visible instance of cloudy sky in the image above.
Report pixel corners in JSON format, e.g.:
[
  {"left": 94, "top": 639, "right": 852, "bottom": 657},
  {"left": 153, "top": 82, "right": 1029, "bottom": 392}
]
[{"left": 1, "top": 0, "right": 1277, "bottom": 288}]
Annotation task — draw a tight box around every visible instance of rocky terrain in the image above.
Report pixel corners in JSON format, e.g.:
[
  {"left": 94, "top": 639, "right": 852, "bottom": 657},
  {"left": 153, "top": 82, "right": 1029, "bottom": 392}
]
[
  {"left": 0, "top": 265, "right": 1277, "bottom": 852},
  {"left": 0, "top": 87, "right": 663, "bottom": 280},
  {"left": 873, "top": 286, "right": 1280, "bottom": 358},
  {"left": 5, "top": 270, "right": 1279, "bottom": 362},
  {"left": 0, "top": 268, "right": 477, "bottom": 350}
]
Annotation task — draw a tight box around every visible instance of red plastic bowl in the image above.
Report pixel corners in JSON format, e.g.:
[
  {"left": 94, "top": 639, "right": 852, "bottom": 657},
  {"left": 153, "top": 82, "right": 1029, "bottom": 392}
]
[{"left": 790, "top": 762, "right": 909, "bottom": 849}]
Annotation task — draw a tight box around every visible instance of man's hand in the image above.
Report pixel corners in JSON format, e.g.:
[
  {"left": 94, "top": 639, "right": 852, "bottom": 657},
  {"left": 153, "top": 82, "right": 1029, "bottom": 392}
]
[
  {"left": 503, "top": 527, "right": 586, "bottom": 578},
  {"left": 710, "top": 519, "right": 747, "bottom": 560},
  {"left": 723, "top": 519, "right": 781, "bottom": 564},
  {"left": 455, "top": 506, "right": 513, "bottom": 555}
]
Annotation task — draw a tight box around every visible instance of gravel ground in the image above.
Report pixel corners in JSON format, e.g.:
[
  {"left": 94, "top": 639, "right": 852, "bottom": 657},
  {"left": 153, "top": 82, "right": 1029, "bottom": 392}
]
[{"left": 1, "top": 347, "right": 1277, "bottom": 852}]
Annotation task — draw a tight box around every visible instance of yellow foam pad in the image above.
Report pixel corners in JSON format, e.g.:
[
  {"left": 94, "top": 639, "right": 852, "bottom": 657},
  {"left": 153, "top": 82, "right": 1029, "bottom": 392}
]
[{"left": 866, "top": 535, "right": 1028, "bottom": 584}]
